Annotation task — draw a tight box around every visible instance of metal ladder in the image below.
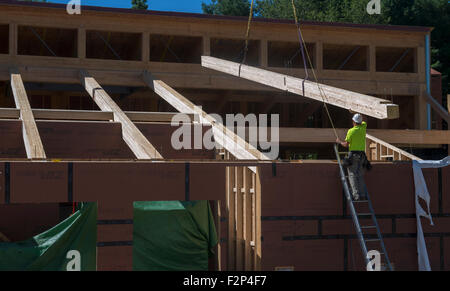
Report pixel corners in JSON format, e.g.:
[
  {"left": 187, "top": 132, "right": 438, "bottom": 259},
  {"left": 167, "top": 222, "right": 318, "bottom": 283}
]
[{"left": 334, "top": 144, "right": 393, "bottom": 271}]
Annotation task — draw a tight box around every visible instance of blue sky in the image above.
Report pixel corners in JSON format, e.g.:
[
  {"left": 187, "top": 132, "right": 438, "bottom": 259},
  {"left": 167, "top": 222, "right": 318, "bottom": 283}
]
[{"left": 47, "top": 0, "right": 212, "bottom": 13}]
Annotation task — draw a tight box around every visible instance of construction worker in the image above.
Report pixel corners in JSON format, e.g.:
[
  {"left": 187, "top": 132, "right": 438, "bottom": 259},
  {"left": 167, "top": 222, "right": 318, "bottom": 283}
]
[{"left": 336, "top": 113, "right": 368, "bottom": 201}]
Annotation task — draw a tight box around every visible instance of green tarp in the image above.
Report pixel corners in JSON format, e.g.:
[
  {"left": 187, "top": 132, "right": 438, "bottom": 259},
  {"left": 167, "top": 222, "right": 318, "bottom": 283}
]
[
  {"left": 133, "top": 201, "right": 218, "bottom": 271},
  {"left": 0, "top": 203, "right": 97, "bottom": 271}
]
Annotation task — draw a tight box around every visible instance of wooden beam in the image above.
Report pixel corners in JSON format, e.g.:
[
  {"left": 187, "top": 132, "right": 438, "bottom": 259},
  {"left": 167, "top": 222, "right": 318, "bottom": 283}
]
[
  {"left": 366, "top": 133, "right": 421, "bottom": 161},
  {"left": 80, "top": 70, "right": 163, "bottom": 160},
  {"left": 0, "top": 63, "right": 423, "bottom": 96},
  {"left": 275, "top": 127, "right": 449, "bottom": 145},
  {"left": 33, "top": 109, "right": 113, "bottom": 121},
  {"left": 202, "top": 56, "right": 400, "bottom": 120},
  {"left": 0, "top": 108, "right": 20, "bottom": 119},
  {"left": 203, "top": 36, "right": 211, "bottom": 56},
  {"left": 126, "top": 111, "right": 198, "bottom": 123},
  {"left": 0, "top": 108, "right": 201, "bottom": 123},
  {"left": 259, "top": 39, "right": 268, "bottom": 68},
  {"left": 227, "top": 162, "right": 236, "bottom": 270},
  {"left": 254, "top": 169, "right": 262, "bottom": 271},
  {"left": 142, "top": 32, "right": 150, "bottom": 63},
  {"left": 243, "top": 168, "right": 253, "bottom": 270},
  {"left": 143, "top": 71, "right": 270, "bottom": 166},
  {"left": 2, "top": 107, "right": 445, "bottom": 146},
  {"left": 77, "top": 27, "right": 86, "bottom": 59},
  {"left": 235, "top": 167, "right": 244, "bottom": 271},
  {"left": 9, "top": 23, "right": 17, "bottom": 56},
  {"left": 448, "top": 94, "right": 450, "bottom": 112},
  {"left": 423, "top": 91, "right": 450, "bottom": 124},
  {"left": 316, "top": 41, "right": 323, "bottom": 72},
  {"left": 9, "top": 68, "right": 46, "bottom": 160}
]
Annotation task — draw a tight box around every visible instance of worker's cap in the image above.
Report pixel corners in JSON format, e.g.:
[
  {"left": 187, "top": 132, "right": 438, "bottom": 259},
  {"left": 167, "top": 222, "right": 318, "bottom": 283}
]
[{"left": 352, "top": 113, "right": 363, "bottom": 124}]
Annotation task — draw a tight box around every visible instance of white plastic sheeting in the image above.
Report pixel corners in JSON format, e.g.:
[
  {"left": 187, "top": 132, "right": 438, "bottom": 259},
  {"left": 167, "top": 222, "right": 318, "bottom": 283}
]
[{"left": 413, "top": 157, "right": 450, "bottom": 271}]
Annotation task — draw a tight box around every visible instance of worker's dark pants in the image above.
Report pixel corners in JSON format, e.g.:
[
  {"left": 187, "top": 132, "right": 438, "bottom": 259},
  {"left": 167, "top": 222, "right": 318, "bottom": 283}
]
[{"left": 347, "top": 153, "right": 366, "bottom": 200}]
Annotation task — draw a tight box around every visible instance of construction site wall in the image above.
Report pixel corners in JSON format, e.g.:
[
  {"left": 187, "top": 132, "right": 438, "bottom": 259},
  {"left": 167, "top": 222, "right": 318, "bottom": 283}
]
[{"left": 259, "top": 163, "right": 450, "bottom": 271}]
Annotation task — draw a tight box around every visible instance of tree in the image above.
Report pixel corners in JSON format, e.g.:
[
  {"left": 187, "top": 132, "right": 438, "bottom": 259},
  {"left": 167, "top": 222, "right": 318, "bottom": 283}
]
[
  {"left": 202, "top": 0, "right": 251, "bottom": 16},
  {"left": 132, "top": 0, "right": 148, "bottom": 10},
  {"left": 384, "top": 0, "right": 449, "bottom": 101},
  {"left": 254, "top": 0, "right": 388, "bottom": 24}
]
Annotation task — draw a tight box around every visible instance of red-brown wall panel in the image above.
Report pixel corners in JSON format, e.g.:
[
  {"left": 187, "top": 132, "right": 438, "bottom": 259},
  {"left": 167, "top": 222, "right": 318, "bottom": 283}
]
[
  {"left": 10, "top": 163, "right": 68, "bottom": 203},
  {"left": 259, "top": 163, "right": 343, "bottom": 217},
  {"left": 73, "top": 163, "right": 186, "bottom": 204},
  {"left": 37, "top": 121, "right": 134, "bottom": 159},
  {"left": 137, "top": 123, "right": 215, "bottom": 160},
  {"left": 0, "top": 120, "right": 26, "bottom": 158}
]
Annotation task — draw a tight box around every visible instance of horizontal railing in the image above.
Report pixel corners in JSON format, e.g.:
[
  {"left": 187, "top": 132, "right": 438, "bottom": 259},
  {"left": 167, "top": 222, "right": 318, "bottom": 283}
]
[
  {"left": 0, "top": 108, "right": 199, "bottom": 123},
  {"left": 366, "top": 134, "right": 421, "bottom": 161}
]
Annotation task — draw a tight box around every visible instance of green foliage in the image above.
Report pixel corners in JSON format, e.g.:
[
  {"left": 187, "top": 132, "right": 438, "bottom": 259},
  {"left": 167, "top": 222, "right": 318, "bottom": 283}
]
[
  {"left": 202, "top": 0, "right": 251, "bottom": 16},
  {"left": 254, "top": 0, "right": 388, "bottom": 24},
  {"left": 384, "top": 0, "right": 449, "bottom": 97},
  {"left": 132, "top": 0, "right": 148, "bottom": 10}
]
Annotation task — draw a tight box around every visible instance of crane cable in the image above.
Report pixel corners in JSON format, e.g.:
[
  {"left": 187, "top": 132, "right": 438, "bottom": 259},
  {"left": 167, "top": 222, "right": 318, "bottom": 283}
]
[
  {"left": 241, "top": 0, "right": 255, "bottom": 67},
  {"left": 290, "top": 0, "right": 339, "bottom": 140},
  {"left": 242, "top": 0, "right": 341, "bottom": 140}
]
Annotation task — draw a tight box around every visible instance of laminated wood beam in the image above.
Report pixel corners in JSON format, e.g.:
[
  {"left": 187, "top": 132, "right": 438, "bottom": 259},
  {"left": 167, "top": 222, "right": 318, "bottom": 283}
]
[
  {"left": 80, "top": 70, "right": 163, "bottom": 160},
  {"left": 447, "top": 94, "right": 450, "bottom": 112},
  {"left": 33, "top": 109, "right": 113, "bottom": 121},
  {"left": 277, "top": 128, "right": 450, "bottom": 145},
  {"left": 202, "top": 56, "right": 400, "bottom": 120},
  {"left": 143, "top": 71, "right": 270, "bottom": 167},
  {"left": 9, "top": 68, "right": 46, "bottom": 160},
  {"left": 0, "top": 108, "right": 198, "bottom": 123},
  {"left": 0, "top": 108, "right": 20, "bottom": 119},
  {"left": 125, "top": 111, "right": 197, "bottom": 123}
]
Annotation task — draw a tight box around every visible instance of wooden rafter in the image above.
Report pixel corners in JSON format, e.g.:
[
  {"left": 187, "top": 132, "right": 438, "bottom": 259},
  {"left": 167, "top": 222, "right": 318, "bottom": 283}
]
[
  {"left": 80, "top": 70, "right": 163, "bottom": 160},
  {"left": 202, "top": 56, "right": 400, "bottom": 120},
  {"left": 143, "top": 71, "right": 270, "bottom": 166},
  {"left": 9, "top": 68, "right": 46, "bottom": 160}
]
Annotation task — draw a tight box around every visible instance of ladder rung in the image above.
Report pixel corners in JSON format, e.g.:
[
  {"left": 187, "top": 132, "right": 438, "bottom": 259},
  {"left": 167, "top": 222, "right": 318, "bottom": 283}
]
[
  {"left": 353, "top": 200, "right": 369, "bottom": 203},
  {"left": 361, "top": 225, "right": 377, "bottom": 229},
  {"left": 357, "top": 213, "right": 373, "bottom": 216}
]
